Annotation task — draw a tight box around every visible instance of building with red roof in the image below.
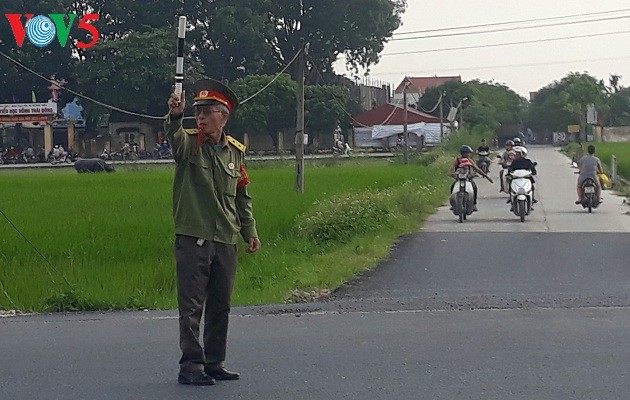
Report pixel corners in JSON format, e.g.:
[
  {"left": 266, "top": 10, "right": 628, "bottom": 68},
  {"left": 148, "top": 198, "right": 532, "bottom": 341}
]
[
  {"left": 352, "top": 103, "right": 441, "bottom": 127},
  {"left": 393, "top": 75, "right": 462, "bottom": 105}
]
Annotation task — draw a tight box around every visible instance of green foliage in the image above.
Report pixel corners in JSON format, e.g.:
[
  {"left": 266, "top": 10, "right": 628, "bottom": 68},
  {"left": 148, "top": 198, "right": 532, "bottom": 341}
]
[
  {"left": 227, "top": 74, "right": 297, "bottom": 143},
  {"left": 466, "top": 80, "right": 526, "bottom": 125},
  {"left": 591, "top": 143, "right": 630, "bottom": 179},
  {"left": 295, "top": 191, "right": 392, "bottom": 246},
  {"left": 528, "top": 72, "right": 630, "bottom": 134},
  {"left": 527, "top": 87, "right": 575, "bottom": 132},
  {"left": 441, "top": 127, "right": 493, "bottom": 152},
  {"left": 418, "top": 79, "right": 526, "bottom": 134},
  {"left": 78, "top": 28, "right": 204, "bottom": 122},
  {"left": 605, "top": 88, "right": 630, "bottom": 126},
  {"left": 417, "top": 80, "right": 473, "bottom": 116},
  {"left": 294, "top": 178, "right": 444, "bottom": 248},
  {"left": 305, "top": 85, "right": 359, "bottom": 135}
]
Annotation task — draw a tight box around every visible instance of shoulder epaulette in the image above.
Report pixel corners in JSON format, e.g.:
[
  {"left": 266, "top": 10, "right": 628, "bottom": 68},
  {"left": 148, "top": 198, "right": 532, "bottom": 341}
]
[
  {"left": 227, "top": 135, "right": 246, "bottom": 152},
  {"left": 183, "top": 128, "right": 198, "bottom": 135}
]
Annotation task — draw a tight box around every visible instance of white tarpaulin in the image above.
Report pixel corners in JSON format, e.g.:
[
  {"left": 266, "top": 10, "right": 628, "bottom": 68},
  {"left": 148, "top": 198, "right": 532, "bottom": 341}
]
[
  {"left": 371, "top": 123, "right": 447, "bottom": 144},
  {"left": 354, "top": 124, "right": 449, "bottom": 148}
]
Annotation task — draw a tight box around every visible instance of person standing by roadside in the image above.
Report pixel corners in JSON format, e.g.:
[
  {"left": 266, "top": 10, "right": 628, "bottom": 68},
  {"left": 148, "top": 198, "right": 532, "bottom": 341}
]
[{"left": 166, "top": 78, "right": 261, "bottom": 386}]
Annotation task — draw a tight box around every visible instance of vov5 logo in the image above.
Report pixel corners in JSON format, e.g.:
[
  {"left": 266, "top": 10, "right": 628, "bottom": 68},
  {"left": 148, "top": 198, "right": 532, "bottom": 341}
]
[{"left": 5, "top": 14, "right": 99, "bottom": 49}]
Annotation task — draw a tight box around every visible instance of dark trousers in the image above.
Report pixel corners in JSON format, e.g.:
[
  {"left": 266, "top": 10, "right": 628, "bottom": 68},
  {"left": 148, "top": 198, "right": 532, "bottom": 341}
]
[{"left": 174, "top": 235, "right": 237, "bottom": 372}]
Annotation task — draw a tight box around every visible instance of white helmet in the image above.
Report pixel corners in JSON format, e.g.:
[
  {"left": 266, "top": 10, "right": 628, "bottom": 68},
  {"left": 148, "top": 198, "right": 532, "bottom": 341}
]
[{"left": 513, "top": 146, "right": 527, "bottom": 156}]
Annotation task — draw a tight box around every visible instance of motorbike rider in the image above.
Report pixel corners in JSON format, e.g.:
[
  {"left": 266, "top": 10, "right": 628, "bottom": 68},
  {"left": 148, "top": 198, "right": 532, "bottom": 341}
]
[
  {"left": 51, "top": 145, "right": 61, "bottom": 161},
  {"left": 449, "top": 145, "right": 492, "bottom": 211},
  {"left": 508, "top": 146, "right": 538, "bottom": 203},
  {"left": 513, "top": 137, "right": 526, "bottom": 149},
  {"left": 477, "top": 138, "right": 490, "bottom": 154},
  {"left": 499, "top": 140, "right": 515, "bottom": 192},
  {"left": 21, "top": 146, "right": 35, "bottom": 163},
  {"left": 477, "top": 139, "right": 490, "bottom": 169},
  {"left": 575, "top": 144, "right": 604, "bottom": 205}
]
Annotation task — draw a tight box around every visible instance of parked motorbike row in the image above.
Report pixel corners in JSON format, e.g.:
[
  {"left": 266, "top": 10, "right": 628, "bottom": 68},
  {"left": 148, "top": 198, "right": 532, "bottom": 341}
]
[{"left": 99, "top": 142, "right": 173, "bottom": 161}]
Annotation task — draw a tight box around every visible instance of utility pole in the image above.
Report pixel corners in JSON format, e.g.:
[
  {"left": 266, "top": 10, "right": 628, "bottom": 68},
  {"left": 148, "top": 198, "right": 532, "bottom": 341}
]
[
  {"left": 439, "top": 91, "right": 445, "bottom": 138},
  {"left": 403, "top": 83, "right": 409, "bottom": 164},
  {"left": 295, "top": 45, "right": 305, "bottom": 193}
]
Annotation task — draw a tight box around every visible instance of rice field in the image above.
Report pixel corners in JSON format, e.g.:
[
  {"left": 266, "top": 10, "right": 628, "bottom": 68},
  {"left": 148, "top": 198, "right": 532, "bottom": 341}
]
[
  {"left": 592, "top": 142, "right": 630, "bottom": 179},
  {"left": 0, "top": 158, "right": 451, "bottom": 312}
]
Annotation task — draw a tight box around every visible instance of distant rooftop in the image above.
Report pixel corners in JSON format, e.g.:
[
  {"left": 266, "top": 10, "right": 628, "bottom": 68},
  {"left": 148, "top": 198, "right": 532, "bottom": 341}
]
[{"left": 394, "top": 76, "right": 462, "bottom": 95}]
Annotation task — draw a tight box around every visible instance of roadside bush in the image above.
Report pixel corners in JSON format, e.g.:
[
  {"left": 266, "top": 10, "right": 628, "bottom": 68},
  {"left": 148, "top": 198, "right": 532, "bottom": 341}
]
[
  {"left": 441, "top": 127, "right": 492, "bottom": 152},
  {"left": 295, "top": 190, "right": 393, "bottom": 246}
]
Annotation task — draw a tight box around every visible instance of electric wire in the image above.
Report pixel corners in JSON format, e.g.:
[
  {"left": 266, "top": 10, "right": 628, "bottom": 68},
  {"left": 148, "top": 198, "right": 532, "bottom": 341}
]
[
  {"left": 371, "top": 54, "right": 630, "bottom": 77},
  {"left": 0, "top": 46, "right": 304, "bottom": 119},
  {"left": 0, "top": 208, "right": 72, "bottom": 289},
  {"left": 390, "top": 14, "right": 630, "bottom": 42},
  {"left": 383, "top": 30, "right": 630, "bottom": 56},
  {"left": 240, "top": 47, "right": 303, "bottom": 105},
  {"left": 393, "top": 8, "right": 630, "bottom": 36}
]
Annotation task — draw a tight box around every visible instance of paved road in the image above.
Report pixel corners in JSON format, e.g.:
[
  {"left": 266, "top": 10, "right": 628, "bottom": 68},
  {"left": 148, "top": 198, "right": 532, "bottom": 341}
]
[
  {"left": 2, "top": 146, "right": 630, "bottom": 400},
  {"left": 423, "top": 146, "right": 630, "bottom": 233}
]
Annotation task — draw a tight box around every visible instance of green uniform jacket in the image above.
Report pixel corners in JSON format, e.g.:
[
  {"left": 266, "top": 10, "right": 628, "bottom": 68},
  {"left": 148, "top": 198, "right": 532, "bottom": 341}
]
[{"left": 165, "top": 114, "right": 257, "bottom": 244}]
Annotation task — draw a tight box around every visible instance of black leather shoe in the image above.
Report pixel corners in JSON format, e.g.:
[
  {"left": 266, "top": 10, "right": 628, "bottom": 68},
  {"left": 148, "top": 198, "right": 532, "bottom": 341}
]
[
  {"left": 205, "top": 366, "right": 240, "bottom": 380},
  {"left": 532, "top": 199, "right": 538, "bottom": 203},
  {"left": 178, "top": 370, "right": 216, "bottom": 386},
  {"left": 575, "top": 200, "right": 581, "bottom": 205}
]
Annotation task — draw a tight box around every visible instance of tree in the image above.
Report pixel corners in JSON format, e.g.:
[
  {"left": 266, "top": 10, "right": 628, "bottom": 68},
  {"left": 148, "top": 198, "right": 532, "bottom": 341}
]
[
  {"left": 76, "top": 28, "right": 204, "bottom": 127},
  {"left": 227, "top": 74, "right": 297, "bottom": 151},
  {"left": 178, "top": 0, "right": 406, "bottom": 83},
  {"left": 418, "top": 80, "right": 525, "bottom": 134},
  {"left": 606, "top": 87, "right": 630, "bottom": 126},
  {"left": 0, "top": 1, "right": 77, "bottom": 103},
  {"left": 417, "top": 80, "right": 472, "bottom": 116},
  {"left": 262, "top": 0, "right": 406, "bottom": 82},
  {"left": 526, "top": 86, "right": 575, "bottom": 133},
  {"left": 305, "top": 85, "right": 360, "bottom": 149},
  {"left": 559, "top": 73, "right": 607, "bottom": 139}
]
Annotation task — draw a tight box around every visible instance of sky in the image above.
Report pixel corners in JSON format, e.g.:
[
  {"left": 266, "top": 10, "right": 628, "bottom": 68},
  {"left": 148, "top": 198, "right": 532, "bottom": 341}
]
[{"left": 334, "top": 0, "right": 630, "bottom": 98}]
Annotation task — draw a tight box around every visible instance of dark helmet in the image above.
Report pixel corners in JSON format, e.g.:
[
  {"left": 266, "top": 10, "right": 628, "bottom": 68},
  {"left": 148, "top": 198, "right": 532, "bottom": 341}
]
[
  {"left": 459, "top": 145, "right": 473, "bottom": 154},
  {"left": 513, "top": 137, "right": 522, "bottom": 145},
  {"left": 505, "top": 140, "right": 514, "bottom": 146}
]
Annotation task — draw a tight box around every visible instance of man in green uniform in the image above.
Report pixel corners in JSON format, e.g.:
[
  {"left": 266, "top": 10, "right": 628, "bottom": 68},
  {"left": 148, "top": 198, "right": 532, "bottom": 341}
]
[{"left": 166, "top": 79, "right": 261, "bottom": 386}]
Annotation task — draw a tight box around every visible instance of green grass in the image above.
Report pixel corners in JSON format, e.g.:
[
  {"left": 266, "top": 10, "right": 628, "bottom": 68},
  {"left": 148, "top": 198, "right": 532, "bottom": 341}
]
[
  {"left": 564, "top": 142, "right": 630, "bottom": 179},
  {"left": 591, "top": 142, "right": 630, "bottom": 179},
  {"left": 0, "top": 157, "right": 451, "bottom": 312}
]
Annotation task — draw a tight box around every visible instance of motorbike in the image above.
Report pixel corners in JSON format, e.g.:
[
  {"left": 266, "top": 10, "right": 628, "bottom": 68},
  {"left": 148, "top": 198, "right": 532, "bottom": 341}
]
[
  {"left": 508, "top": 168, "right": 535, "bottom": 222},
  {"left": 449, "top": 167, "right": 476, "bottom": 223},
  {"left": 477, "top": 151, "right": 490, "bottom": 174},
  {"left": 21, "top": 154, "right": 38, "bottom": 164},
  {"left": 48, "top": 152, "right": 73, "bottom": 164},
  {"left": 579, "top": 178, "right": 600, "bottom": 213}
]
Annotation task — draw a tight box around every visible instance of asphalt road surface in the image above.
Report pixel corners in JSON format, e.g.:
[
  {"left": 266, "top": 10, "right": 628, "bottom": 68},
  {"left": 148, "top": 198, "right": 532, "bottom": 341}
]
[{"left": 2, "top": 146, "right": 630, "bottom": 400}]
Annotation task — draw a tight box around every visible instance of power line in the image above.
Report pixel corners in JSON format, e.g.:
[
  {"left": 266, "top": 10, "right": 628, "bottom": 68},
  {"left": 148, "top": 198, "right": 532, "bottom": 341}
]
[
  {"left": 390, "top": 14, "right": 630, "bottom": 42},
  {"left": 0, "top": 207, "right": 72, "bottom": 289},
  {"left": 0, "top": 50, "right": 164, "bottom": 120},
  {"left": 369, "top": 54, "right": 630, "bottom": 77},
  {"left": 240, "top": 47, "right": 302, "bottom": 105},
  {"left": 393, "top": 7, "right": 630, "bottom": 36},
  {"left": 0, "top": 47, "right": 304, "bottom": 119},
  {"left": 383, "top": 30, "right": 630, "bottom": 56}
]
